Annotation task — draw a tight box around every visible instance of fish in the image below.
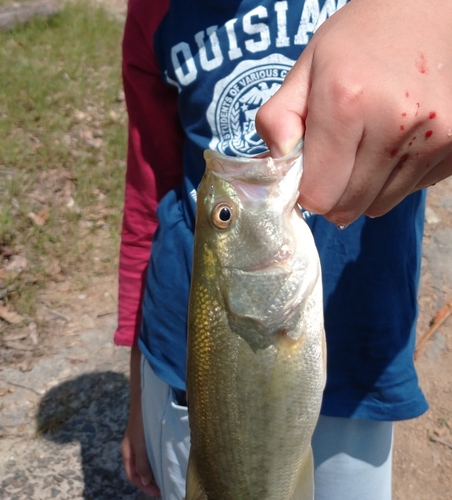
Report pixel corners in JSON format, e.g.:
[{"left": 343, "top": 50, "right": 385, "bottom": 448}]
[{"left": 185, "top": 142, "right": 326, "bottom": 500}]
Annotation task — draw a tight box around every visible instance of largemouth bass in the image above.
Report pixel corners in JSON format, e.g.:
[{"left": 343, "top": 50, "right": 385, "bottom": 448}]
[{"left": 186, "top": 143, "right": 326, "bottom": 500}]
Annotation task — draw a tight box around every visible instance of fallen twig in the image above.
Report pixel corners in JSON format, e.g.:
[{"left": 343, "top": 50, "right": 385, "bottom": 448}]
[
  {"left": 430, "top": 434, "right": 452, "bottom": 450},
  {"left": 415, "top": 300, "right": 452, "bottom": 360},
  {"left": 4, "top": 380, "right": 43, "bottom": 396},
  {"left": 4, "top": 340, "right": 36, "bottom": 351},
  {"left": 96, "top": 310, "right": 116, "bottom": 318},
  {"left": 41, "top": 302, "right": 71, "bottom": 323}
]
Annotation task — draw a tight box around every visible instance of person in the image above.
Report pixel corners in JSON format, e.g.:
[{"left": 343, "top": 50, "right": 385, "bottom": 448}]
[{"left": 115, "top": 0, "right": 452, "bottom": 499}]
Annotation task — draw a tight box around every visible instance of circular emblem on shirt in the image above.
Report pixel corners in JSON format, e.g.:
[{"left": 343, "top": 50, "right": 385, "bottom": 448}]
[{"left": 207, "top": 55, "right": 294, "bottom": 157}]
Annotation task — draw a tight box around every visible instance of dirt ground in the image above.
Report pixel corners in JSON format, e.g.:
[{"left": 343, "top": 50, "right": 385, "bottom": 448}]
[
  {"left": 0, "top": 165, "right": 452, "bottom": 497},
  {"left": 1, "top": 186, "right": 451, "bottom": 500},
  {"left": 392, "top": 177, "right": 452, "bottom": 500}
]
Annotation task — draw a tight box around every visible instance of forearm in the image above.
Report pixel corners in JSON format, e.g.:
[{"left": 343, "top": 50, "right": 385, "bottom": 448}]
[{"left": 129, "top": 345, "right": 142, "bottom": 412}]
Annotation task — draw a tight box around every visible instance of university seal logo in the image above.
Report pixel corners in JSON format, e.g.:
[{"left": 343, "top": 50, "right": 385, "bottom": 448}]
[{"left": 207, "top": 55, "right": 294, "bottom": 157}]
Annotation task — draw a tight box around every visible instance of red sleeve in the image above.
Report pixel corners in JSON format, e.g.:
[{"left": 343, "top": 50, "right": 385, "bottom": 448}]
[{"left": 114, "top": 0, "right": 184, "bottom": 346}]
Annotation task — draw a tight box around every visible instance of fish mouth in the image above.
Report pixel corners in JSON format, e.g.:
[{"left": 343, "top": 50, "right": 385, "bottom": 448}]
[{"left": 232, "top": 244, "right": 294, "bottom": 273}]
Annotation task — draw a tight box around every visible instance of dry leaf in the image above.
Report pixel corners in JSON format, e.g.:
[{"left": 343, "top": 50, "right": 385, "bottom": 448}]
[
  {"left": 87, "top": 137, "right": 103, "bottom": 149},
  {"left": 2, "top": 331, "right": 28, "bottom": 342},
  {"left": 29, "top": 322, "right": 39, "bottom": 345},
  {"left": 44, "top": 258, "right": 61, "bottom": 277},
  {"left": 18, "top": 358, "right": 34, "bottom": 372},
  {"left": 4, "top": 340, "right": 35, "bottom": 351},
  {"left": 5, "top": 255, "right": 27, "bottom": 273},
  {"left": 0, "top": 305, "right": 24, "bottom": 324},
  {"left": 74, "top": 109, "right": 87, "bottom": 121},
  {"left": 0, "top": 269, "right": 19, "bottom": 280},
  {"left": 63, "top": 180, "right": 73, "bottom": 199},
  {"left": 28, "top": 211, "right": 46, "bottom": 226},
  {"left": 37, "top": 206, "right": 50, "bottom": 222}
]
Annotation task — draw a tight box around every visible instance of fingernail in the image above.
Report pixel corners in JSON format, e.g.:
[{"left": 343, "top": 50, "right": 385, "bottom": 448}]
[{"left": 140, "top": 476, "right": 150, "bottom": 486}]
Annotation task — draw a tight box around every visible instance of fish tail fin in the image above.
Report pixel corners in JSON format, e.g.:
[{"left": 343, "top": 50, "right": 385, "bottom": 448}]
[
  {"left": 186, "top": 452, "right": 208, "bottom": 500},
  {"left": 290, "top": 446, "right": 314, "bottom": 500}
]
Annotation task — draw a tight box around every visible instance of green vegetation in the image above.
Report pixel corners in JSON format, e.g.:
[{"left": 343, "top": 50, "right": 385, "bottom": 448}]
[{"left": 0, "top": 2, "right": 127, "bottom": 315}]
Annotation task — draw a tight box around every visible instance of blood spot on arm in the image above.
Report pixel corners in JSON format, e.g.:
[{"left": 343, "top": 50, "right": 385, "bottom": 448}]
[
  {"left": 415, "top": 54, "right": 429, "bottom": 74},
  {"left": 390, "top": 148, "right": 399, "bottom": 158}
]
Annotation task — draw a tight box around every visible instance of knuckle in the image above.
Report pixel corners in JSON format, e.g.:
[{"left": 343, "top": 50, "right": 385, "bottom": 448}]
[{"left": 328, "top": 78, "right": 364, "bottom": 117}]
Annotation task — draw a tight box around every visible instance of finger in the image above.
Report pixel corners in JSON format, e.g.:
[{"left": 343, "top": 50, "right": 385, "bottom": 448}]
[
  {"left": 366, "top": 134, "right": 452, "bottom": 217},
  {"left": 298, "top": 77, "right": 364, "bottom": 215},
  {"left": 255, "top": 49, "right": 313, "bottom": 158},
  {"left": 413, "top": 151, "right": 452, "bottom": 191},
  {"left": 129, "top": 474, "right": 162, "bottom": 497},
  {"left": 130, "top": 453, "right": 161, "bottom": 496},
  {"left": 321, "top": 116, "right": 410, "bottom": 223},
  {"left": 363, "top": 154, "right": 425, "bottom": 218},
  {"left": 133, "top": 442, "right": 159, "bottom": 492}
]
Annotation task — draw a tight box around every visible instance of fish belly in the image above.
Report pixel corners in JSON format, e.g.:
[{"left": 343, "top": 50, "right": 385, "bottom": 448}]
[{"left": 186, "top": 280, "right": 324, "bottom": 500}]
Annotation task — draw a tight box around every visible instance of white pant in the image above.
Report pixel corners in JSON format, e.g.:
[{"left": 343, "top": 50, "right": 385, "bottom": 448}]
[{"left": 141, "top": 357, "right": 393, "bottom": 500}]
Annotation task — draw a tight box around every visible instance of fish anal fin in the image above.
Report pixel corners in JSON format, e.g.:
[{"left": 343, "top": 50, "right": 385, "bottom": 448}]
[
  {"left": 185, "top": 453, "right": 207, "bottom": 500},
  {"left": 290, "top": 446, "right": 314, "bottom": 500}
]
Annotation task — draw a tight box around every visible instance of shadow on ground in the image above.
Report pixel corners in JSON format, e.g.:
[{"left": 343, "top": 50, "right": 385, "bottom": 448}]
[{"left": 37, "top": 371, "right": 142, "bottom": 499}]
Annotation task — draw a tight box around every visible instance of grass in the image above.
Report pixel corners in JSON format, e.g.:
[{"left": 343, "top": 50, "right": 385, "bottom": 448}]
[{"left": 0, "top": 1, "right": 127, "bottom": 316}]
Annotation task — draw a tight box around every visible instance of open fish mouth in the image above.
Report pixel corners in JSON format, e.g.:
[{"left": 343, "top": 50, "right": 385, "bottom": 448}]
[{"left": 229, "top": 244, "right": 294, "bottom": 273}]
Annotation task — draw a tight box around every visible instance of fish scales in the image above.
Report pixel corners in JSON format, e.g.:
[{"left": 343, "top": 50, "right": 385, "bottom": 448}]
[{"left": 186, "top": 143, "right": 326, "bottom": 500}]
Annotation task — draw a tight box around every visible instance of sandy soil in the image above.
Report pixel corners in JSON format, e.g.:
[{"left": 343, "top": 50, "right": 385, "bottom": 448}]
[
  {"left": 393, "top": 177, "right": 452, "bottom": 500},
  {"left": 1, "top": 184, "right": 451, "bottom": 500}
]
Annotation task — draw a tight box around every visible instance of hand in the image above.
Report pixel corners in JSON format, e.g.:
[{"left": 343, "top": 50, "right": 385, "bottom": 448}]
[
  {"left": 121, "top": 409, "right": 161, "bottom": 496},
  {"left": 121, "top": 347, "right": 161, "bottom": 497},
  {"left": 256, "top": 0, "right": 452, "bottom": 225}
]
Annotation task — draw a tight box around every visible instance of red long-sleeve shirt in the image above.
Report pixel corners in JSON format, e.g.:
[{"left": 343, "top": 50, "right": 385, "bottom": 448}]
[{"left": 114, "top": 0, "right": 184, "bottom": 346}]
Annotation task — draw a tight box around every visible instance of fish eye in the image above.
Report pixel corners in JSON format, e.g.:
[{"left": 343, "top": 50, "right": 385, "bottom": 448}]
[{"left": 211, "top": 202, "right": 234, "bottom": 229}]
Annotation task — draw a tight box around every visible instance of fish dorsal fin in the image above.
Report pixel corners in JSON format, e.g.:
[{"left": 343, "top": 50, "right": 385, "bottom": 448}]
[
  {"left": 290, "top": 446, "right": 314, "bottom": 500},
  {"left": 185, "top": 453, "right": 208, "bottom": 500}
]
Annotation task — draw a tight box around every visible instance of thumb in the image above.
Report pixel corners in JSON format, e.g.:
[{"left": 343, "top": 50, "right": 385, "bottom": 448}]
[{"left": 255, "top": 50, "right": 312, "bottom": 157}]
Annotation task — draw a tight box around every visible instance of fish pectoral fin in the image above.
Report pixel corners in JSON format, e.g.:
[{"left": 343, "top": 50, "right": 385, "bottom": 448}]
[
  {"left": 185, "top": 453, "right": 207, "bottom": 500},
  {"left": 290, "top": 446, "right": 314, "bottom": 500}
]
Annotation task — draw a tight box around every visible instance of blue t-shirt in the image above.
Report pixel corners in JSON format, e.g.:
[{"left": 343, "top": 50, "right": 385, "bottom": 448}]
[{"left": 138, "top": 0, "right": 428, "bottom": 421}]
